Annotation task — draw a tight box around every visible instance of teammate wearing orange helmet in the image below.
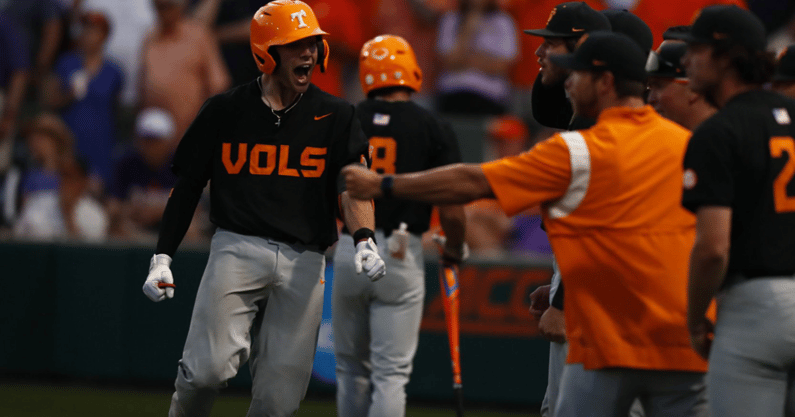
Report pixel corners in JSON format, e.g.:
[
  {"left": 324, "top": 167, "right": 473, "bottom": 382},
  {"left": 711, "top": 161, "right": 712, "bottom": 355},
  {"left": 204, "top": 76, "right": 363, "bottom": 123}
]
[
  {"left": 141, "top": 1, "right": 385, "bottom": 416},
  {"left": 332, "top": 34, "right": 467, "bottom": 417}
]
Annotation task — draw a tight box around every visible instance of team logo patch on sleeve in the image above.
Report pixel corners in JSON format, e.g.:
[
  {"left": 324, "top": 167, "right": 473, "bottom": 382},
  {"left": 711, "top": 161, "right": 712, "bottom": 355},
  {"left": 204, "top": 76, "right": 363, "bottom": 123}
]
[
  {"left": 373, "top": 113, "right": 390, "bottom": 126},
  {"left": 773, "top": 108, "right": 791, "bottom": 125},
  {"left": 683, "top": 168, "right": 697, "bottom": 190}
]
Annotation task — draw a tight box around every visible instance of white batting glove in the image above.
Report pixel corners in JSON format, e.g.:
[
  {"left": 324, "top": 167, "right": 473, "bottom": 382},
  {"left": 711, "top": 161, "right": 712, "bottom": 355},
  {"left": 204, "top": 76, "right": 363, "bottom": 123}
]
[
  {"left": 354, "top": 238, "right": 386, "bottom": 281},
  {"left": 143, "top": 254, "right": 175, "bottom": 302}
]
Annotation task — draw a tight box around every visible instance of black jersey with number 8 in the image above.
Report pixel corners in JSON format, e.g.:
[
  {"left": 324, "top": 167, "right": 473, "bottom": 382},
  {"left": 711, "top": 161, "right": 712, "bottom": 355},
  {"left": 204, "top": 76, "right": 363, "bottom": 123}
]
[{"left": 356, "top": 99, "right": 462, "bottom": 236}]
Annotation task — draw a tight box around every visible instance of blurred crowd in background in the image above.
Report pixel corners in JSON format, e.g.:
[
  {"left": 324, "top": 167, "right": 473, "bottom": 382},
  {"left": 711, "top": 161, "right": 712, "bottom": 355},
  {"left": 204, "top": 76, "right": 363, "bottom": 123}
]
[{"left": 0, "top": 0, "right": 792, "bottom": 258}]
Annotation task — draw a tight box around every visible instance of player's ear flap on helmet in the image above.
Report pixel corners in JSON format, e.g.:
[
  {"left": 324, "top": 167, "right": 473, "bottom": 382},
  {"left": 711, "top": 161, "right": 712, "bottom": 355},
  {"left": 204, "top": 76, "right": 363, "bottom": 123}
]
[
  {"left": 318, "top": 37, "right": 330, "bottom": 73},
  {"left": 267, "top": 46, "right": 280, "bottom": 72},
  {"left": 253, "top": 48, "right": 278, "bottom": 74}
]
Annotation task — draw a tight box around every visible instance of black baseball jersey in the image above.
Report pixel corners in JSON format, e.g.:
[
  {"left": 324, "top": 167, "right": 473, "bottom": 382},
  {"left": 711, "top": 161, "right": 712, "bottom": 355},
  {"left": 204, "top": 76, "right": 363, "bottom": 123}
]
[
  {"left": 356, "top": 99, "right": 462, "bottom": 236},
  {"left": 683, "top": 90, "right": 795, "bottom": 279},
  {"left": 156, "top": 81, "right": 369, "bottom": 255}
]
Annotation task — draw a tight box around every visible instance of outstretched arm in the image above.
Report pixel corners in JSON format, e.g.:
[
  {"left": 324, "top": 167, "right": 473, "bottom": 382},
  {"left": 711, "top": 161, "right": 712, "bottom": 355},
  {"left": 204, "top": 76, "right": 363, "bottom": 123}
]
[{"left": 342, "top": 163, "right": 493, "bottom": 205}]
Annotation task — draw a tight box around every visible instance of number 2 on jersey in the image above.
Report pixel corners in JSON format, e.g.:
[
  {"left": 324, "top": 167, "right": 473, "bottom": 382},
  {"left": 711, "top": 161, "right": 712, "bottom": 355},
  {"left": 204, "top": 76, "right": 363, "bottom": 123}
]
[
  {"left": 369, "top": 136, "right": 397, "bottom": 174},
  {"left": 770, "top": 136, "right": 795, "bottom": 213}
]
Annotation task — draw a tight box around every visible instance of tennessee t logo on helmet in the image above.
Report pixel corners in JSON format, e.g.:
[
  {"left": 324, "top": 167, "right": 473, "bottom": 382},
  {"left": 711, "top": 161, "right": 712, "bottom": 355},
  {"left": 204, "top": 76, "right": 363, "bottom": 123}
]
[
  {"left": 250, "top": 0, "right": 330, "bottom": 74},
  {"left": 291, "top": 10, "right": 308, "bottom": 28}
]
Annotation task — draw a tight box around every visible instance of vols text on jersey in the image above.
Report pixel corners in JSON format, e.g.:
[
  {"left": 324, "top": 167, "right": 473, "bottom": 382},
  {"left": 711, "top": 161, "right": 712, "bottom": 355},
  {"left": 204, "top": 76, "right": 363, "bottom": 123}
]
[{"left": 222, "top": 143, "right": 327, "bottom": 177}]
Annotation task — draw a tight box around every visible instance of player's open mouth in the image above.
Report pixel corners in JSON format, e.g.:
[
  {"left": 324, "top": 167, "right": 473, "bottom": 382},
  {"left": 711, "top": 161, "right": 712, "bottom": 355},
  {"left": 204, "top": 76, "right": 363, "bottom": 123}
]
[{"left": 294, "top": 64, "right": 312, "bottom": 85}]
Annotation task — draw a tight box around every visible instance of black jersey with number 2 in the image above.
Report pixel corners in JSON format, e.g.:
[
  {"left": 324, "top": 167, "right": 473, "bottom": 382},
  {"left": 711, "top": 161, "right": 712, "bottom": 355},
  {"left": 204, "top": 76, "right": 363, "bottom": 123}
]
[
  {"left": 156, "top": 81, "right": 369, "bottom": 254},
  {"left": 682, "top": 90, "right": 795, "bottom": 278},
  {"left": 356, "top": 99, "right": 462, "bottom": 236}
]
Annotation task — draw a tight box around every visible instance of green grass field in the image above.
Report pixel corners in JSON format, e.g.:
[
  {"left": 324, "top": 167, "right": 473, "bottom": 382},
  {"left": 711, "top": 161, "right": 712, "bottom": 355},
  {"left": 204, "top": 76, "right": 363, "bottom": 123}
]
[{"left": 0, "top": 383, "right": 538, "bottom": 416}]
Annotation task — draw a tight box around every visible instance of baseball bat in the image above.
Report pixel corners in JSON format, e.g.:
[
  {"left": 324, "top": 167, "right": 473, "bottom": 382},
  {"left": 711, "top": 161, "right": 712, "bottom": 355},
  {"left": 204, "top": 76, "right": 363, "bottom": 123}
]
[{"left": 439, "top": 262, "right": 464, "bottom": 417}]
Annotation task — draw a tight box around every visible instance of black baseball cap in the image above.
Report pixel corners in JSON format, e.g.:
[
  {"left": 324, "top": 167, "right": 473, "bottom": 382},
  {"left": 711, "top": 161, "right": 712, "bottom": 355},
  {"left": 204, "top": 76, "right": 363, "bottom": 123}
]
[
  {"left": 524, "top": 2, "right": 611, "bottom": 38},
  {"left": 666, "top": 5, "right": 766, "bottom": 52},
  {"left": 773, "top": 45, "right": 795, "bottom": 82},
  {"left": 602, "top": 9, "right": 653, "bottom": 54},
  {"left": 646, "top": 40, "right": 687, "bottom": 79},
  {"left": 549, "top": 31, "right": 647, "bottom": 82}
]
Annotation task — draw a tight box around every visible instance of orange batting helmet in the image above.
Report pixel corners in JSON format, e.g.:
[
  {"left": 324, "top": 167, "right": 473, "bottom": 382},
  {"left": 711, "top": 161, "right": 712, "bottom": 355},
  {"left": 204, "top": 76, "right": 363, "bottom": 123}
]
[
  {"left": 359, "top": 35, "right": 422, "bottom": 97},
  {"left": 250, "top": 0, "right": 329, "bottom": 74}
]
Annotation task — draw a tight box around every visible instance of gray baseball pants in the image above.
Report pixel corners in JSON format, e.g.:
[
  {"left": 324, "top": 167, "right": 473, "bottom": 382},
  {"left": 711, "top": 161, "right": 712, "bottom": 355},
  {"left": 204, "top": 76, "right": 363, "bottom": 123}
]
[
  {"left": 168, "top": 229, "right": 326, "bottom": 417},
  {"left": 707, "top": 277, "right": 795, "bottom": 417},
  {"left": 555, "top": 362, "right": 707, "bottom": 417},
  {"left": 333, "top": 231, "right": 425, "bottom": 417}
]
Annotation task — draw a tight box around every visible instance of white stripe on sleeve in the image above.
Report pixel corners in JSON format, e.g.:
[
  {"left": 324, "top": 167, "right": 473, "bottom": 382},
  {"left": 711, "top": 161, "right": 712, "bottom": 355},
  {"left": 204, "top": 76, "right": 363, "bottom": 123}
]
[{"left": 548, "top": 131, "right": 591, "bottom": 219}]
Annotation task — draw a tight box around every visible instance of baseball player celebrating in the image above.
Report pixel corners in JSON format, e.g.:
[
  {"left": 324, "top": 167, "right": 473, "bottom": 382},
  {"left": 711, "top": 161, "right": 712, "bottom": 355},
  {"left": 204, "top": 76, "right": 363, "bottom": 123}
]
[
  {"left": 343, "top": 32, "right": 710, "bottom": 417},
  {"left": 673, "top": 5, "right": 795, "bottom": 416},
  {"left": 141, "top": 1, "right": 386, "bottom": 416},
  {"left": 333, "top": 34, "right": 467, "bottom": 417}
]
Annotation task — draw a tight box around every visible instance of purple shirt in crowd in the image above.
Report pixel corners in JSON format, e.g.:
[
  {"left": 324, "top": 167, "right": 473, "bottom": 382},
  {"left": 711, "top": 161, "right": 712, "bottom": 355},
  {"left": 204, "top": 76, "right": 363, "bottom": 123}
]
[{"left": 54, "top": 52, "right": 123, "bottom": 184}]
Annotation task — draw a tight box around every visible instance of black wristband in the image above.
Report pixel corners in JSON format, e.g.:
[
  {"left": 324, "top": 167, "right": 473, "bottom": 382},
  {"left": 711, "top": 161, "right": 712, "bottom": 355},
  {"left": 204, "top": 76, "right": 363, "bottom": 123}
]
[
  {"left": 352, "top": 228, "right": 376, "bottom": 245},
  {"left": 381, "top": 175, "right": 394, "bottom": 199}
]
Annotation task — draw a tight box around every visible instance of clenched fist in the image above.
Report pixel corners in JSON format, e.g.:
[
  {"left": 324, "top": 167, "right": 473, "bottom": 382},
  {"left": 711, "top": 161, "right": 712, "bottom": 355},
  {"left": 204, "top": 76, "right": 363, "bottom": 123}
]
[{"left": 342, "top": 164, "right": 382, "bottom": 200}]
